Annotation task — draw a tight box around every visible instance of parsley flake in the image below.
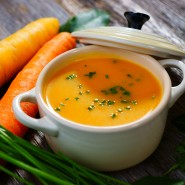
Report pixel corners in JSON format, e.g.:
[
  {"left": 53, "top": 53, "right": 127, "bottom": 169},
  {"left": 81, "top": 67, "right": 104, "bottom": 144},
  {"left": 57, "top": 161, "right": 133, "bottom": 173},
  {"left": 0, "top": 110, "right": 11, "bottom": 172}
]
[
  {"left": 105, "top": 74, "right": 109, "bottom": 79},
  {"left": 84, "top": 71, "right": 96, "bottom": 78},
  {"left": 75, "top": 97, "right": 79, "bottom": 101},
  {"left": 54, "top": 107, "right": 61, "bottom": 112},
  {"left": 111, "top": 113, "right": 117, "bottom": 119},
  {"left": 88, "top": 104, "right": 95, "bottom": 111},
  {"left": 66, "top": 74, "right": 77, "bottom": 80}
]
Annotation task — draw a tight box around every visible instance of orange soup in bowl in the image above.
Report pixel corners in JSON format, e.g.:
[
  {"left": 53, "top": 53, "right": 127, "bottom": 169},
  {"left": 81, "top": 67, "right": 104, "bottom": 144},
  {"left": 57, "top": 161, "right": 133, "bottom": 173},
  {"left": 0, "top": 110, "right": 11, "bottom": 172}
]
[{"left": 43, "top": 57, "right": 162, "bottom": 126}]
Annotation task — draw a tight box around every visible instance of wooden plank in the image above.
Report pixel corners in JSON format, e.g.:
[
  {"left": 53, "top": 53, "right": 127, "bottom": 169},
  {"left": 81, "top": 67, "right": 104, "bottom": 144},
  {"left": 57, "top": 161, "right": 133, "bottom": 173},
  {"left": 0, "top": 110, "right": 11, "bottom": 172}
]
[
  {"left": 0, "top": 0, "right": 69, "bottom": 39},
  {"left": 56, "top": 0, "right": 185, "bottom": 49}
]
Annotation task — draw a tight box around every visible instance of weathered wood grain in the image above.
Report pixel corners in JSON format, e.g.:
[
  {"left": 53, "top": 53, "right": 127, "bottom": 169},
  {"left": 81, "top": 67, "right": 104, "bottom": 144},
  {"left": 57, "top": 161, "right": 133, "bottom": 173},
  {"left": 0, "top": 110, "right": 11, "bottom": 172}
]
[
  {"left": 0, "top": 0, "right": 69, "bottom": 39},
  {"left": 0, "top": 0, "right": 185, "bottom": 184},
  {"left": 56, "top": 0, "right": 185, "bottom": 49}
]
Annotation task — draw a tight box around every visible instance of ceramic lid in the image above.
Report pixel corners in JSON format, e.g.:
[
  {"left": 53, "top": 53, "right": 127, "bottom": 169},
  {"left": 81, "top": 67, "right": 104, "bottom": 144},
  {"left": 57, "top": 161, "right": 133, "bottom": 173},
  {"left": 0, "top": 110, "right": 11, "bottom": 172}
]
[{"left": 72, "top": 26, "right": 185, "bottom": 59}]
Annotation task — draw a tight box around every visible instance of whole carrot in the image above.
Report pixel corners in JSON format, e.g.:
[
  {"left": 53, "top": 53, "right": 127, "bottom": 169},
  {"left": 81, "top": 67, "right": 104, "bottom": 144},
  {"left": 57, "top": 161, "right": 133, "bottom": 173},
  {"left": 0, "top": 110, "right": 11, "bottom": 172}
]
[
  {"left": 0, "top": 17, "right": 60, "bottom": 87},
  {"left": 0, "top": 32, "right": 76, "bottom": 137}
]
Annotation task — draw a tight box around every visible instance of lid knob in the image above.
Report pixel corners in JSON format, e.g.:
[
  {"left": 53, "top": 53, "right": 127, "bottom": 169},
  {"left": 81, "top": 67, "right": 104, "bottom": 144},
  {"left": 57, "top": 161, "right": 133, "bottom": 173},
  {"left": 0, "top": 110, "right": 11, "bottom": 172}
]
[{"left": 124, "top": 12, "right": 150, "bottom": 30}]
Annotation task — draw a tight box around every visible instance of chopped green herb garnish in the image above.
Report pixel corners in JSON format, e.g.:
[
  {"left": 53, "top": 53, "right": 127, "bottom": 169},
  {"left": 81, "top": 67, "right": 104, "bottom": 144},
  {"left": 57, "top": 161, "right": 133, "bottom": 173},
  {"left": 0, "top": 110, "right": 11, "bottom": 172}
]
[
  {"left": 94, "top": 98, "right": 99, "bottom": 102},
  {"left": 101, "top": 86, "right": 118, "bottom": 95},
  {"left": 79, "top": 91, "right": 83, "bottom": 95},
  {"left": 66, "top": 74, "right": 77, "bottom": 80},
  {"left": 54, "top": 107, "right": 61, "bottom": 112},
  {"left": 78, "top": 84, "right": 83, "bottom": 89},
  {"left": 86, "top": 90, "right": 90, "bottom": 94},
  {"left": 122, "top": 90, "right": 131, "bottom": 96},
  {"left": 99, "top": 100, "right": 106, "bottom": 106},
  {"left": 110, "top": 86, "right": 118, "bottom": 94},
  {"left": 60, "top": 103, "right": 65, "bottom": 106},
  {"left": 65, "top": 98, "right": 69, "bottom": 100},
  {"left": 111, "top": 113, "right": 117, "bottom": 118},
  {"left": 132, "top": 100, "right": 138, "bottom": 105},
  {"left": 95, "top": 99, "right": 116, "bottom": 106},
  {"left": 117, "top": 108, "right": 123, "bottom": 112},
  {"left": 101, "top": 86, "right": 126, "bottom": 95},
  {"left": 121, "top": 99, "right": 137, "bottom": 105},
  {"left": 121, "top": 100, "right": 130, "bottom": 103},
  {"left": 120, "top": 86, "right": 125, "bottom": 91},
  {"left": 122, "top": 99, "right": 129, "bottom": 103},
  {"left": 75, "top": 97, "right": 79, "bottom": 101},
  {"left": 125, "top": 106, "right": 131, "bottom": 110},
  {"left": 101, "top": 99, "right": 106, "bottom": 105},
  {"left": 84, "top": 71, "right": 96, "bottom": 78},
  {"left": 107, "top": 100, "right": 115, "bottom": 105},
  {"left": 88, "top": 104, "right": 95, "bottom": 111},
  {"left": 105, "top": 74, "right": 109, "bottom": 79}
]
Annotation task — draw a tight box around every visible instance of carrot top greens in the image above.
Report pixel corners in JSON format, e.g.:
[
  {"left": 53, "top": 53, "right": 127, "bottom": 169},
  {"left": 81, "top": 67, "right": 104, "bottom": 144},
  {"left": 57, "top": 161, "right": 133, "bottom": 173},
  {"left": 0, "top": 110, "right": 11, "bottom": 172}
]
[{"left": 59, "top": 9, "right": 110, "bottom": 32}]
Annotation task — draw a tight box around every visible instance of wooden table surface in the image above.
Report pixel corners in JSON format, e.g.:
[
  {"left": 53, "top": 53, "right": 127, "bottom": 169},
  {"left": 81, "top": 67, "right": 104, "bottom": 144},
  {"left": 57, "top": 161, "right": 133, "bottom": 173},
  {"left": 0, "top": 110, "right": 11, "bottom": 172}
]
[{"left": 1, "top": 0, "right": 185, "bottom": 184}]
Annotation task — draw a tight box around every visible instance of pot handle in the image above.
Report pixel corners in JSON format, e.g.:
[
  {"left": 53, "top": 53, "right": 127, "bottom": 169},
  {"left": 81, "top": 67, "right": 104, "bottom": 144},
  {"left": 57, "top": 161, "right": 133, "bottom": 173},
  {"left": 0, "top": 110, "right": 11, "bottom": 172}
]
[
  {"left": 124, "top": 12, "right": 150, "bottom": 30},
  {"left": 159, "top": 59, "right": 185, "bottom": 108},
  {"left": 12, "top": 88, "right": 59, "bottom": 137}
]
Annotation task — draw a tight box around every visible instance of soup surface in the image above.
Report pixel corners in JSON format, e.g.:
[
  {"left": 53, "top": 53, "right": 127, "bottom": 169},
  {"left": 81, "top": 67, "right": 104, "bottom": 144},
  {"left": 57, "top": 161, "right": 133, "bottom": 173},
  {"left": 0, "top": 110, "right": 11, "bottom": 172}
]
[{"left": 43, "top": 57, "right": 162, "bottom": 126}]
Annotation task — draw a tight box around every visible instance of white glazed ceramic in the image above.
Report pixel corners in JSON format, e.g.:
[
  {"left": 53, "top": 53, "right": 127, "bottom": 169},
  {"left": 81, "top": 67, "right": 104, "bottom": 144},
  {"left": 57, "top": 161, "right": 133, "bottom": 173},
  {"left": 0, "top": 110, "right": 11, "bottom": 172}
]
[
  {"left": 72, "top": 26, "right": 185, "bottom": 59},
  {"left": 13, "top": 45, "right": 185, "bottom": 171}
]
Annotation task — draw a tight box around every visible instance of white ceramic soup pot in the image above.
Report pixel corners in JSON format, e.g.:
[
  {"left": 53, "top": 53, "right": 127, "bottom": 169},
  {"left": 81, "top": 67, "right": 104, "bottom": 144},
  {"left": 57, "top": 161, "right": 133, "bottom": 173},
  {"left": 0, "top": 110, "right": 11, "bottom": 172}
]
[{"left": 13, "top": 45, "right": 185, "bottom": 171}]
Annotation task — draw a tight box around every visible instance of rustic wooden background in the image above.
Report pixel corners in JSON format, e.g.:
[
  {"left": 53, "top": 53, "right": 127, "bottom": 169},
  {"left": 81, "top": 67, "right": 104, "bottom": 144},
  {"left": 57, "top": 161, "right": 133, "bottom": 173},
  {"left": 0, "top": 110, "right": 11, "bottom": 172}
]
[{"left": 0, "top": 0, "right": 185, "bottom": 184}]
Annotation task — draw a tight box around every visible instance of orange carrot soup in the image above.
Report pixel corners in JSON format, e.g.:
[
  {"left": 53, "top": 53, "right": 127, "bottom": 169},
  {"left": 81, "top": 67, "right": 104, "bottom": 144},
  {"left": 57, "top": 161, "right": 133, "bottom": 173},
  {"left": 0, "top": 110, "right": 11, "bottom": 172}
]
[{"left": 43, "top": 58, "right": 162, "bottom": 126}]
